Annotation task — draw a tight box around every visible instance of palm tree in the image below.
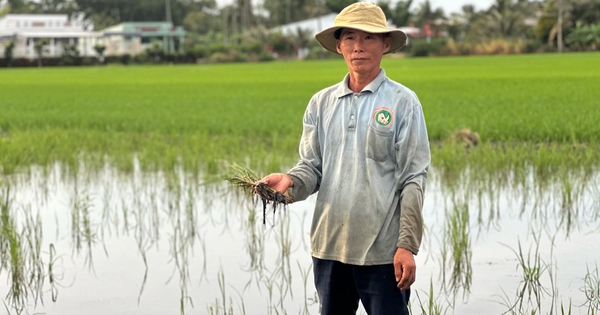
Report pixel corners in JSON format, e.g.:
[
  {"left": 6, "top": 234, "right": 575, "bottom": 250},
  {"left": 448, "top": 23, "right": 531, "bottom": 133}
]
[
  {"left": 466, "top": 0, "right": 539, "bottom": 42},
  {"left": 412, "top": 0, "right": 445, "bottom": 28}
]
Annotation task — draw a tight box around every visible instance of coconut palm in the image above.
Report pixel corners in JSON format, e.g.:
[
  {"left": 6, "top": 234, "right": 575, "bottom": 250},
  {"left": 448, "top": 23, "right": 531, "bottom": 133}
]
[
  {"left": 465, "top": 0, "right": 539, "bottom": 42},
  {"left": 536, "top": 0, "right": 600, "bottom": 51},
  {"left": 378, "top": 0, "right": 413, "bottom": 28},
  {"left": 411, "top": 0, "right": 445, "bottom": 28}
]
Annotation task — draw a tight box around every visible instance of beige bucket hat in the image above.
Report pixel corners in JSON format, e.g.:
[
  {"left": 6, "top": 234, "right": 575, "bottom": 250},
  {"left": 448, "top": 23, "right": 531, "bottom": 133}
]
[{"left": 315, "top": 2, "right": 407, "bottom": 54}]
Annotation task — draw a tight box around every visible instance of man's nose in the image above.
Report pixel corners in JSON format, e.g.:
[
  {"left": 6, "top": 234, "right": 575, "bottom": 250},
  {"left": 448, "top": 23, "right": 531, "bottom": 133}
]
[{"left": 353, "top": 39, "right": 365, "bottom": 52}]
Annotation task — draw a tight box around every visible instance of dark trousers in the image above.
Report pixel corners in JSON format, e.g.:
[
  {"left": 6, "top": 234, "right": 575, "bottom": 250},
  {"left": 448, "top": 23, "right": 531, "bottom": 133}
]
[{"left": 312, "top": 257, "right": 410, "bottom": 315}]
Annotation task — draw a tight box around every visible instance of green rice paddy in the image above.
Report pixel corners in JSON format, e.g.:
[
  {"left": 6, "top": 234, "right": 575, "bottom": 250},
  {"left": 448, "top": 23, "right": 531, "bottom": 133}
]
[{"left": 1, "top": 52, "right": 599, "bottom": 176}]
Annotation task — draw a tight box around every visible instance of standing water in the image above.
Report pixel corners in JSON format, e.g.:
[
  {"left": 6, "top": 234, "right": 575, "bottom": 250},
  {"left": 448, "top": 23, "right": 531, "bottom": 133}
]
[{"left": 1, "top": 161, "right": 599, "bottom": 315}]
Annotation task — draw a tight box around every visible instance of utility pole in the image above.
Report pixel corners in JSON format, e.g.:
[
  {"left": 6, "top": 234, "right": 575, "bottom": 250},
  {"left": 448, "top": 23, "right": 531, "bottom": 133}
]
[
  {"left": 165, "top": 0, "right": 172, "bottom": 22},
  {"left": 223, "top": 8, "right": 229, "bottom": 46},
  {"left": 557, "top": 0, "right": 563, "bottom": 52},
  {"left": 165, "top": 0, "right": 173, "bottom": 53}
]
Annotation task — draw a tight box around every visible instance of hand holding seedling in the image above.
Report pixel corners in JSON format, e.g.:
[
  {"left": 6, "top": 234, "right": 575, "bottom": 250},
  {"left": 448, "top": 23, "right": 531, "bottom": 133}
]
[
  {"left": 394, "top": 247, "right": 416, "bottom": 291},
  {"left": 261, "top": 173, "right": 293, "bottom": 193}
]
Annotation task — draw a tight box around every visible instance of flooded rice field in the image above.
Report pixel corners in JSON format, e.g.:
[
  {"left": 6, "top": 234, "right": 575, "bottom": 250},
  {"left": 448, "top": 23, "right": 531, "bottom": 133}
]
[{"left": 1, "top": 162, "right": 599, "bottom": 315}]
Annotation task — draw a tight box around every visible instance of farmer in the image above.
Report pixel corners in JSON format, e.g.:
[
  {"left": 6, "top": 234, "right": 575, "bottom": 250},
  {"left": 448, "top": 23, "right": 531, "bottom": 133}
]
[{"left": 262, "top": 2, "right": 430, "bottom": 314}]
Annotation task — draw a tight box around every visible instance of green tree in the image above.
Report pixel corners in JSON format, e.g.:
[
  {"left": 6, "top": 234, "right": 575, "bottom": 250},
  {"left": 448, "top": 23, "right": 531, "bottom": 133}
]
[
  {"left": 465, "top": 0, "right": 539, "bottom": 42},
  {"left": 34, "top": 38, "right": 49, "bottom": 67},
  {"left": 3, "top": 0, "right": 74, "bottom": 14},
  {"left": 262, "top": 0, "right": 311, "bottom": 26},
  {"left": 3, "top": 41, "right": 16, "bottom": 67},
  {"left": 411, "top": 0, "right": 445, "bottom": 27},
  {"left": 74, "top": 0, "right": 217, "bottom": 30},
  {"left": 183, "top": 10, "right": 222, "bottom": 35},
  {"left": 565, "top": 22, "right": 600, "bottom": 50},
  {"left": 570, "top": 0, "right": 600, "bottom": 26},
  {"left": 60, "top": 43, "right": 79, "bottom": 65},
  {"left": 93, "top": 44, "right": 106, "bottom": 63},
  {"left": 378, "top": 0, "right": 413, "bottom": 27},
  {"left": 325, "top": 0, "right": 354, "bottom": 13}
]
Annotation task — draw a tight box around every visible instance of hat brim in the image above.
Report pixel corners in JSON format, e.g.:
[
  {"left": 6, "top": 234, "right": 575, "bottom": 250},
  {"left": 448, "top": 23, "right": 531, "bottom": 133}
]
[{"left": 315, "top": 26, "right": 407, "bottom": 55}]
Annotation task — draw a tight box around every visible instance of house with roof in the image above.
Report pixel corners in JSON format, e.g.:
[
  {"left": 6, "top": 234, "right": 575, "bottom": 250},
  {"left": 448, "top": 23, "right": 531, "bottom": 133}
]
[
  {"left": 0, "top": 14, "right": 186, "bottom": 59},
  {"left": 101, "top": 22, "right": 186, "bottom": 56},
  {"left": 0, "top": 14, "right": 101, "bottom": 59}
]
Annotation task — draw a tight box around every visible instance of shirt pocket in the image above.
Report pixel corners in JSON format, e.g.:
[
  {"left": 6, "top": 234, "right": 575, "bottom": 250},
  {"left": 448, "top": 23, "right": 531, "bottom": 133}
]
[{"left": 366, "top": 125, "right": 394, "bottom": 162}]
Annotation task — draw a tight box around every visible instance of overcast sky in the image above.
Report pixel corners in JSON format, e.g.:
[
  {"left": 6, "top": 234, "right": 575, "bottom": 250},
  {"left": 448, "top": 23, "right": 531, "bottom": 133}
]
[{"left": 421, "top": 0, "right": 496, "bottom": 15}]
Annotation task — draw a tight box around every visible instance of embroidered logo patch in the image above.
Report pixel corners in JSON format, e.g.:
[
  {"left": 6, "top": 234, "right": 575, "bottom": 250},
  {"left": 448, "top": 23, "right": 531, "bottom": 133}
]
[{"left": 373, "top": 107, "right": 394, "bottom": 126}]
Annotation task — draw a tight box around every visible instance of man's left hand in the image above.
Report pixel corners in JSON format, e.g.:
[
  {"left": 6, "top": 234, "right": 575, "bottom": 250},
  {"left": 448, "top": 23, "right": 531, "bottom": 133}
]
[{"left": 394, "top": 247, "right": 416, "bottom": 291}]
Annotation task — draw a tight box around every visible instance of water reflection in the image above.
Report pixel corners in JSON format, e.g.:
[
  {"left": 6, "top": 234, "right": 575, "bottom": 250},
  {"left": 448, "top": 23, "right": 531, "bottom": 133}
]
[{"left": 0, "top": 160, "right": 599, "bottom": 315}]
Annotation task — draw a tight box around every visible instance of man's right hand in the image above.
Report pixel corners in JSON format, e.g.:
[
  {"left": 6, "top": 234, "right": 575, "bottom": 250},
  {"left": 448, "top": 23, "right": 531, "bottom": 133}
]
[{"left": 261, "top": 173, "right": 293, "bottom": 193}]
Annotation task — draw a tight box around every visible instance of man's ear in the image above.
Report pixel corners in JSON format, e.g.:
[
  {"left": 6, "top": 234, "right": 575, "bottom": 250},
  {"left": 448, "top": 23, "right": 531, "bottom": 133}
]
[
  {"left": 336, "top": 40, "right": 342, "bottom": 54},
  {"left": 383, "top": 36, "right": 391, "bottom": 53}
]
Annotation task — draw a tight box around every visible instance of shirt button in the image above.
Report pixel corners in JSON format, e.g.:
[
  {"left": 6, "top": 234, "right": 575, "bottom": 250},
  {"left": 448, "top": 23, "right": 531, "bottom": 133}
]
[
  {"left": 354, "top": 95, "right": 358, "bottom": 99},
  {"left": 351, "top": 115, "right": 355, "bottom": 119}
]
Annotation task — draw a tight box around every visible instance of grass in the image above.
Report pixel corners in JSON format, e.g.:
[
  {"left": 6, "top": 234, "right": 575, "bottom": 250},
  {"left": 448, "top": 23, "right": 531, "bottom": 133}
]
[{"left": 1, "top": 53, "right": 599, "bottom": 177}]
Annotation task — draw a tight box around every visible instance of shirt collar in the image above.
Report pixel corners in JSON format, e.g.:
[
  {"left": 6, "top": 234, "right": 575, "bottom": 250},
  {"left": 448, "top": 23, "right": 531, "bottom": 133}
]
[{"left": 335, "top": 69, "right": 387, "bottom": 98}]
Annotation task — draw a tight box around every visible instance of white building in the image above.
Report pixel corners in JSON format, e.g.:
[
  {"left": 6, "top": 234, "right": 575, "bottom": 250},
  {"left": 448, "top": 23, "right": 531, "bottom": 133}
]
[
  {"left": 0, "top": 14, "right": 102, "bottom": 59},
  {"left": 0, "top": 14, "right": 186, "bottom": 60}
]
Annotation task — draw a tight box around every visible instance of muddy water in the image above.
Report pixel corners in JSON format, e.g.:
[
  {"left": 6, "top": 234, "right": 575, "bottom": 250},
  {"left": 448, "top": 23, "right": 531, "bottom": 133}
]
[{"left": 1, "top": 163, "right": 599, "bottom": 315}]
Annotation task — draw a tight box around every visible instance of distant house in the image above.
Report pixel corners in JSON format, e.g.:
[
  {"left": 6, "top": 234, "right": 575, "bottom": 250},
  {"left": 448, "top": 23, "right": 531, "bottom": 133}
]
[
  {"left": 101, "top": 22, "right": 186, "bottom": 56},
  {"left": 274, "top": 13, "right": 338, "bottom": 37},
  {"left": 0, "top": 14, "right": 186, "bottom": 59},
  {"left": 0, "top": 14, "right": 101, "bottom": 59}
]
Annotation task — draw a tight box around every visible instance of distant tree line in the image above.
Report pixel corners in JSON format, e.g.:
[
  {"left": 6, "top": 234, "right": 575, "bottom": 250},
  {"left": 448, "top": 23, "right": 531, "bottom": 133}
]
[{"left": 0, "top": 0, "right": 599, "bottom": 66}]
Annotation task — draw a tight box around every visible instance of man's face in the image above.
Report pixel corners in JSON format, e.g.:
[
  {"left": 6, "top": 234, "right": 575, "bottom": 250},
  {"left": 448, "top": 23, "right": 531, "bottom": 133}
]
[{"left": 336, "top": 28, "right": 391, "bottom": 75}]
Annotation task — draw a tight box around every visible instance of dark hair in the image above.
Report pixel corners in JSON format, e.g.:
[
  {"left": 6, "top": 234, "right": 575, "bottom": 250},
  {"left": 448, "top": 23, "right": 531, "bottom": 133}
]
[
  {"left": 334, "top": 29, "right": 342, "bottom": 39},
  {"left": 334, "top": 28, "right": 390, "bottom": 40}
]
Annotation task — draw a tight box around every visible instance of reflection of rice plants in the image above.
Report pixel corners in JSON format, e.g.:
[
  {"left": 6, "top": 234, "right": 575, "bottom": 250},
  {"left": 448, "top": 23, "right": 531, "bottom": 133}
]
[
  {"left": 70, "top": 186, "right": 96, "bottom": 270},
  {"left": 441, "top": 199, "right": 472, "bottom": 300},
  {"left": 207, "top": 268, "right": 233, "bottom": 315},
  {"left": 0, "top": 185, "right": 59, "bottom": 313},
  {"left": 0, "top": 186, "right": 27, "bottom": 313}
]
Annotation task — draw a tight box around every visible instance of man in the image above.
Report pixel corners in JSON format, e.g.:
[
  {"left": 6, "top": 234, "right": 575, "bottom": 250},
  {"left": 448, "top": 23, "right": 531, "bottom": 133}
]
[{"left": 262, "top": 2, "right": 430, "bottom": 314}]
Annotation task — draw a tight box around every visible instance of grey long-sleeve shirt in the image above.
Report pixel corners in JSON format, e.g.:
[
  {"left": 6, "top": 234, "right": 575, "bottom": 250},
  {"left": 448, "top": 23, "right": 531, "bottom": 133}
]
[{"left": 287, "top": 69, "right": 430, "bottom": 265}]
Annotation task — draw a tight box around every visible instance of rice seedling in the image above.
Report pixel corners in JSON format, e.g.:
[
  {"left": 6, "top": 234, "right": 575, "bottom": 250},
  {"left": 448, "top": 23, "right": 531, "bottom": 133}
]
[
  {"left": 225, "top": 164, "right": 292, "bottom": 225},
  {"left": 412, "top": 279, "right": 449, "bottom": 315},
  {"left": 297, "top": 260, "right": 312, "bottom": 315},
  {"left": 498, "top": 233, "right": 557, "bottom": 315},
  {"left": 581, "top": 264, "right": 600, "bottom": 313}
]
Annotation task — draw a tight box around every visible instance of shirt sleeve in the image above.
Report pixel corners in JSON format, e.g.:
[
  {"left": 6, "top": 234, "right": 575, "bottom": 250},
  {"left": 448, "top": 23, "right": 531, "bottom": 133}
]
[
  {"left": 394, "top": 95, "right": 430, "bottom": 255},
  {"left": 287, "top": 98, "right": 323, "bottom": 202}
]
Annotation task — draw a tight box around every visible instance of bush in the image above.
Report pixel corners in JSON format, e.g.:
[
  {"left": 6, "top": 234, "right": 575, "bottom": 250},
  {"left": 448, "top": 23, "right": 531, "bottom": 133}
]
[
  {"left": 120, "top": 54, "right": 132, "bottom": 65},
  {"left": 208, "top": 50, "right": 248, "bottom": 63},
  {"left": 409, "top": 38, "right": 448, "bottom": 57},
  {"left": 237, "top": 42, "right": 263, "bottom": 55}
]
